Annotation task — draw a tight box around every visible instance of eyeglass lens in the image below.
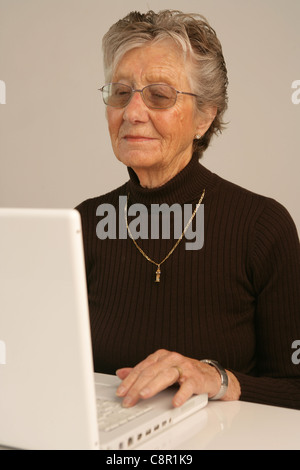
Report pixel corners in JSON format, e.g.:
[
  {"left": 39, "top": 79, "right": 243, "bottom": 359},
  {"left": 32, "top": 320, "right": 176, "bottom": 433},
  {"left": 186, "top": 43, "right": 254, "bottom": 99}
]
[{"left": 101, "top": 83, "right": 177, "bottom": 109}]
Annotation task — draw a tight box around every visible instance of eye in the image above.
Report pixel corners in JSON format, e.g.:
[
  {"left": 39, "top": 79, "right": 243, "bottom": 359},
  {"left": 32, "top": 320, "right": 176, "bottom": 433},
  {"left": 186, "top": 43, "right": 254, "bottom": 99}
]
[
  {"left": 149, "top": 85, "right": 173, "bottom": 99},
  {"left": 144, "top": 85, "right": 176, "bottom": 108},
  {"left": 113, "top": 84, "right": 131, "bottom": 97}
]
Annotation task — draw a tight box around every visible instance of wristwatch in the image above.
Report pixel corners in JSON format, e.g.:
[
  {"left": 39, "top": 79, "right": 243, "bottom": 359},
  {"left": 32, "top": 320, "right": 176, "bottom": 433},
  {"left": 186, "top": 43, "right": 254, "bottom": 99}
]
[{"left": 200, "top": 359, "right": 229, "bottom": 400}]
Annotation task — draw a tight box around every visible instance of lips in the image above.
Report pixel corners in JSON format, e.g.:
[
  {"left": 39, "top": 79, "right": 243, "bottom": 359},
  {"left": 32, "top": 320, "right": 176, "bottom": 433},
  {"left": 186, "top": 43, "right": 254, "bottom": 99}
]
[{"left": 123, "top": 135, "right": 155, "bottom": 142}]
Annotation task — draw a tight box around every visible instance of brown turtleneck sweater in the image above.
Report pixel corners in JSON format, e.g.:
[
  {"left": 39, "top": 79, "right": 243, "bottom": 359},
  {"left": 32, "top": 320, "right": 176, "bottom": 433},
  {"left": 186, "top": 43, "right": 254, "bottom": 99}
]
[{"left": 76, "top": 156, "right": 300, "bottom": 409}]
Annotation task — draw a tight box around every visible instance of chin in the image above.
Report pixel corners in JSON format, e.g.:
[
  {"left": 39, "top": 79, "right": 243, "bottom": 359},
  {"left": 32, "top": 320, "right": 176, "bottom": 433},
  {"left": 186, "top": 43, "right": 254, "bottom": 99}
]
[{"left": 117, "top": 151, "right": 160, "bottom": 169}]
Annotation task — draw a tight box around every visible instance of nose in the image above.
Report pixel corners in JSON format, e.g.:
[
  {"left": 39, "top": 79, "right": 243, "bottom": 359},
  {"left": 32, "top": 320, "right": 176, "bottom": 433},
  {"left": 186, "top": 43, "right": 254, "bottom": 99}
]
[{"left": 123, "top": 90, "right": 150, "bottom": 123}]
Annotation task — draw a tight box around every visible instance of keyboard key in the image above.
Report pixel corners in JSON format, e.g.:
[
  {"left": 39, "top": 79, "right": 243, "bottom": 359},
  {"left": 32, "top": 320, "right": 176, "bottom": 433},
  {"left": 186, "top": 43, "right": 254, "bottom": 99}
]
[{"left": 97, "top": 398, "right": 152, "bottom": 432}]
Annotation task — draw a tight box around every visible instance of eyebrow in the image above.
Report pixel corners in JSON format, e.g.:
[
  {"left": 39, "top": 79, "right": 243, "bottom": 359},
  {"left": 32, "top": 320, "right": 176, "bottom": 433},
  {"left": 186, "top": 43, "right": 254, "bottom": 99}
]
[{"left": 113, "top": 70, "right": 180, "bottom": 88}]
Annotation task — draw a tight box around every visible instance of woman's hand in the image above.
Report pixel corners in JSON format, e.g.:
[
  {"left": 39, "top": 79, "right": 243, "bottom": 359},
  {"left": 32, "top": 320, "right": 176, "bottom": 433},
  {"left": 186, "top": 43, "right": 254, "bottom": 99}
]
[{"left": 115, "top": 349, "right": 241, "bottom": 407}]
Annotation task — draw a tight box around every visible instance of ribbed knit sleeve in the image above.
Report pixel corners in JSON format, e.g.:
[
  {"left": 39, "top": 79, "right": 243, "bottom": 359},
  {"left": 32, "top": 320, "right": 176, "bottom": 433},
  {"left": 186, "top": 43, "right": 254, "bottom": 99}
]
[{"left": 232, "top": 198, "right": 300, "bottom": 409}]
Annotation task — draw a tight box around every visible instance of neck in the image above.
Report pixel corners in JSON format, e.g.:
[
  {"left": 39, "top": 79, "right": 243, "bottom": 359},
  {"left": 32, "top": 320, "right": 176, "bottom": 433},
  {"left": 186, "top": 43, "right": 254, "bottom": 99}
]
[
  {"left": 127, "top": 154, "right": 215, "bottom": 206},
  {"left": 131, "top": 154, "right": 193, "bottom": 189}
]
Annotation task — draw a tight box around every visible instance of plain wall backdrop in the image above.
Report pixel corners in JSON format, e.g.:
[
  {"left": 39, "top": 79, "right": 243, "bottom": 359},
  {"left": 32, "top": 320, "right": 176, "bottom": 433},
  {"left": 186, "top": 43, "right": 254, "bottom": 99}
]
[{"left": 0, "top": 0, "right": 299, "bottom": 232}]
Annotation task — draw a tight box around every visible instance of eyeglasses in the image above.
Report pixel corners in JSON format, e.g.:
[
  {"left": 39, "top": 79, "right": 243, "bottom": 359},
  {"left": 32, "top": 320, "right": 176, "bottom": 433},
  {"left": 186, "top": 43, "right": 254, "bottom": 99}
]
[{"left": 99, "top": 83, "right": 199, "bottom": 109}]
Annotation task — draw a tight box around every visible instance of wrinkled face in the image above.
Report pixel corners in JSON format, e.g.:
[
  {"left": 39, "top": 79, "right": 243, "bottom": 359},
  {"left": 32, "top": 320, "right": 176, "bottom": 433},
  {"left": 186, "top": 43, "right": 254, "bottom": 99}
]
[{"left": 106, "top": 41, "right": 212, "bottom": 187}]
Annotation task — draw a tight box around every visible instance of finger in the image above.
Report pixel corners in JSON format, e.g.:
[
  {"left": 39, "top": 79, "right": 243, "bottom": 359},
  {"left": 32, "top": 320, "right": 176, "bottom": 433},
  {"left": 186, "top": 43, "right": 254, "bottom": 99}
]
[
  {"left": 121, "top": 361, "right": 185, "bottom": 407},
  {"left": 115, "top": 369, "right": 140, "bottom": 398},
  {"left": 139, "top": 366, "right": 182, "bottom": 399},
  {"left": 116, "top": 364, "right": 152, "bottom": 398},
  {"left": 117, "top": 363, "right": 177, "bottom": 407},
  {"left": 118, "top": 365, "right": 160, "bottom": 406},
  {"left": 116, "top": 350, "right": 168, "bottom": 397},
  {"left": 116, "top": 368, "right": 132, "bottom": 381},
  {"left": 172, "top": 379, "right": 195, "bottom": 407}
]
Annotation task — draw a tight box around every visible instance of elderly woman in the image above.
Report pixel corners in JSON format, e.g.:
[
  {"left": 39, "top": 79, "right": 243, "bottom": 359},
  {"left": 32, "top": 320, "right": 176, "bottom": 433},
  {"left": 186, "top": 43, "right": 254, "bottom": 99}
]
[{"left": 76, "top": 10, "right": 300, "bottom": 410}]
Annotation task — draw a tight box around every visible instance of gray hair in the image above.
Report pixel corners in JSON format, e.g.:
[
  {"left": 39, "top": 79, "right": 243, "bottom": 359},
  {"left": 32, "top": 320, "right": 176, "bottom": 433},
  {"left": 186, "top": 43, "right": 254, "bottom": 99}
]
[{"left": 102, "top": 10, "right": 228, "bottom": 157}]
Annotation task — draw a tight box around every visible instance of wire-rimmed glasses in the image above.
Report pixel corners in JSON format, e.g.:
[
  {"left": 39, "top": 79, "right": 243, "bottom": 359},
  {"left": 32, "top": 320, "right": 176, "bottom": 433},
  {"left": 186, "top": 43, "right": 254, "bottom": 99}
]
[{"left": 99, "top": 83, "right": 199, "bottom": 109}]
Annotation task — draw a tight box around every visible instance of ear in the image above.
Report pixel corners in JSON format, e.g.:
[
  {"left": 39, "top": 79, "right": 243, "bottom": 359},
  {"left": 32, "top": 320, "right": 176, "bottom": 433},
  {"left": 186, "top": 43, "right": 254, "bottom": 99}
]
[{"left": 195, "top": 106, "right": 217, "bottom": 136}]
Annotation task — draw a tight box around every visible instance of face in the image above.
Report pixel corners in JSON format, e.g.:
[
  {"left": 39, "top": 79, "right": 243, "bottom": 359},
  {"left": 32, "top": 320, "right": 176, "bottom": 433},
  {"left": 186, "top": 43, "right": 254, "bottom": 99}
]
[{"left": 106, "top": 42, "right": 214, "bottom": 188}]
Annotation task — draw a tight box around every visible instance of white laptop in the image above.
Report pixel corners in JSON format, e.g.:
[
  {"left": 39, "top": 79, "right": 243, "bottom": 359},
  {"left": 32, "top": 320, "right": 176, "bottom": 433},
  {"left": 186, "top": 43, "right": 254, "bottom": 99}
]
[{"left": 0, "top": 208, "right": 207, "bottom": 450}]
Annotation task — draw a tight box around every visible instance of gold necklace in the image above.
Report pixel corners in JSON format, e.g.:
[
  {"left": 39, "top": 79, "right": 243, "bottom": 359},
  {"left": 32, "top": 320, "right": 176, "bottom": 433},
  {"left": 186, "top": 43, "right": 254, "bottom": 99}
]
[{"left": 125, "top": 189, "right": 205, "bottom": 282}]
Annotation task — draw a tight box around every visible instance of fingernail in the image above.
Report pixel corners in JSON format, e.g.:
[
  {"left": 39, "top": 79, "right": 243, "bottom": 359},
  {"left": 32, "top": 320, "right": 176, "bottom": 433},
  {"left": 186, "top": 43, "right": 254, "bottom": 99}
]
[
  {"left": 116, "top": 386, "right": 126, "bottom": 397},
  {"left": 139, "top": 387, "right": 150, "bottom": 397},
  {"left": 122, "top": 396, "right": 133, "bottom": 407},
  {"left": 173, "top": 397, "right": 182, "bottom": 407}
]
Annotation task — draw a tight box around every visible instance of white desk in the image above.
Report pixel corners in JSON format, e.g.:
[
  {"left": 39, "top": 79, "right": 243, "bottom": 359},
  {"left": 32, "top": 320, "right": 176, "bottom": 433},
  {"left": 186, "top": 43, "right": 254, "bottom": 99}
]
[
  {"left": 1, "top": 400, "right": 299, "bottom": 450},
  {"left": 136, "top": 400, "right": 300, "bottom": 450}
]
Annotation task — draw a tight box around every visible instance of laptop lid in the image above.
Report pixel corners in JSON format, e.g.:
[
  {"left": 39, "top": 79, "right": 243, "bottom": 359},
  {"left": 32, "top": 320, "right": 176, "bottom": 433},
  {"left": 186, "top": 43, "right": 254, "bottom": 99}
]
[
  {"left": 0, "top": 208, "right": 99, "bottom": 450},
  {"left": 0, "top": 208, "right": 208, "bottom": 450}
]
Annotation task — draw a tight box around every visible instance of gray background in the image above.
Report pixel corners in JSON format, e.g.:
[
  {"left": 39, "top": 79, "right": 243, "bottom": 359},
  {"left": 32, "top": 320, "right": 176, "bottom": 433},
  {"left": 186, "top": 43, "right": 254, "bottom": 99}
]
[{"left": 0, "top": 0, "right": 299, "bottom": 231}]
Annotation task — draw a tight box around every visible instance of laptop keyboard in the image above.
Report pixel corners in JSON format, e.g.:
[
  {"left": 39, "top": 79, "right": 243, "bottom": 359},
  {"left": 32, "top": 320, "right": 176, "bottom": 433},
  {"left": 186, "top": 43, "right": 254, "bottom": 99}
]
[{"left": 97, "top": 398, "right": 153, "bottom": 432}]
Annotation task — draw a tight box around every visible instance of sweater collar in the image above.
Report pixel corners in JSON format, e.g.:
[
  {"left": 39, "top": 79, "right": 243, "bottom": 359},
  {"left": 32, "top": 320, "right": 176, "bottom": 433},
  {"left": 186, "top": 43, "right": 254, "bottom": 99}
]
[{"left": 127, "top": 156, "right": 215, "bottom": 205}]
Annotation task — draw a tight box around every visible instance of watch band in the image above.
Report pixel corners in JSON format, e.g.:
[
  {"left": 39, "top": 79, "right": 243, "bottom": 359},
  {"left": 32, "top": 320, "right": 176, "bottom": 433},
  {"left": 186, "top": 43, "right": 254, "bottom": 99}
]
[{"left": 200, "top": 359, "right": 229, "bottom": 400}]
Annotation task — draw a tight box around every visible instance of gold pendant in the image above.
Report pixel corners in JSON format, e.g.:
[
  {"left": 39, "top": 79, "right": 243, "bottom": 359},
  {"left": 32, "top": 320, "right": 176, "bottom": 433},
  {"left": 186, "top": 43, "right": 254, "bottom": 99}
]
[{"left": 155, "top": 265, "right": 161, "bottom": 283}]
